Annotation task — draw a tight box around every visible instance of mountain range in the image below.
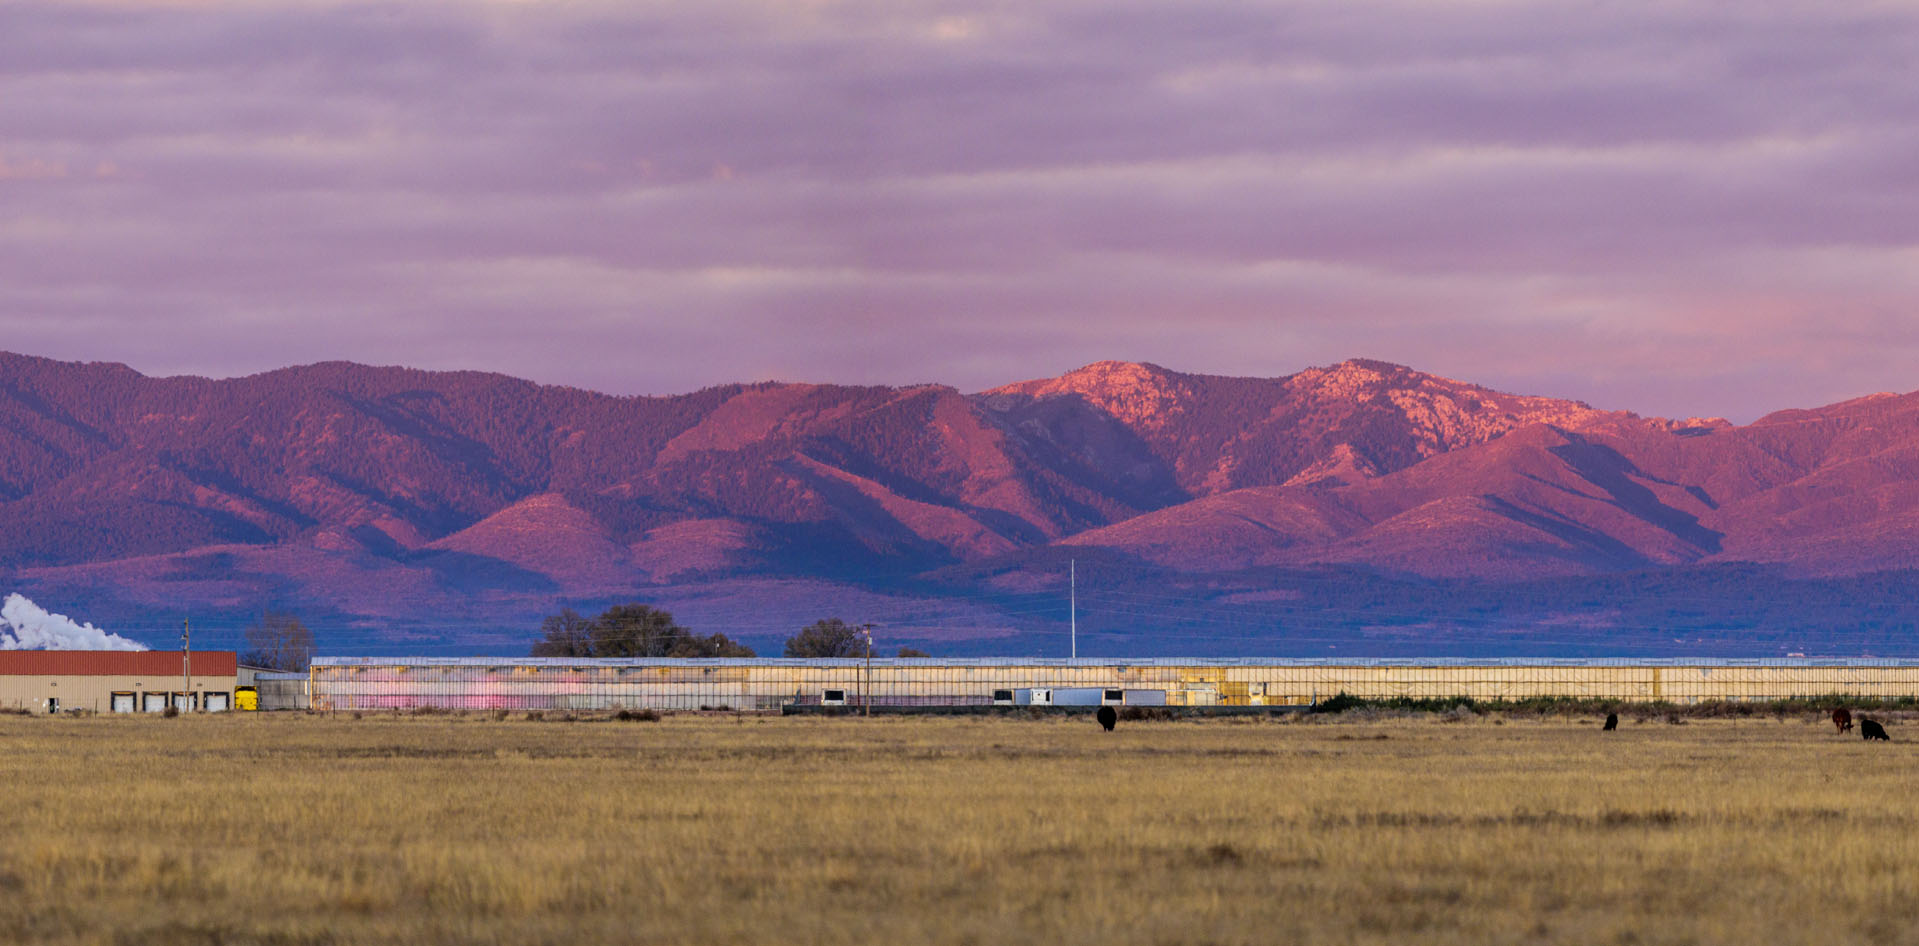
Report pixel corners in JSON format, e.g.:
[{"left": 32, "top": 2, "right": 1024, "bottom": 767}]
[{"left": 4, "top": 351, "right": 1917, "bottom": 655}]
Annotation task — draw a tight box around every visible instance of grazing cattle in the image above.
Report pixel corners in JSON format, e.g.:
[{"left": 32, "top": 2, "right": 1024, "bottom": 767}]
[
  {"left": 1861, "top": 719, "right": 1889, "bottom": 741},
  {"left": 1833, "top": 708, "right": 1853, "bottom": 734},
  {"left": 1096, "top": 705, "right": 1117, "bottom": 732},
  {"left": 1602, "top": 713, "right": 1618, "bottom": 731}
]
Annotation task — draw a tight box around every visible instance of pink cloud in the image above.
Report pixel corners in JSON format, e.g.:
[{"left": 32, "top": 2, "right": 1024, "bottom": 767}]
[
  {"left": 0, "top": 154, "right": 67, "bottom": 181},
  {"left": 0, "top": 0, "right": 1914, "bottom": 421}
]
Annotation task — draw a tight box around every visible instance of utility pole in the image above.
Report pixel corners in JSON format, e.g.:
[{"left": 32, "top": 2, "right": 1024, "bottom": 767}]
[
  {"left": 1070, "top": 559, "right": 1077, "bottom": 661},
  {"left": 861, "top": 623, "right": 875, "bottom": 717},
  {"left": 182, "top": 616, "right": 192, "bottom": 713}
]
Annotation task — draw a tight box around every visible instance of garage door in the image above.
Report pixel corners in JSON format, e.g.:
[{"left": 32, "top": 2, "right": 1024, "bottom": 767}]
[
  {"left": 203, "top": 692, "right": 229, "bottom": 712},
  {"left": 111, "top": 693, "right": 135, "bottom": 714},
  {"left": 142, "top": 692, "right": 168, "bottom": 713},
  {"left": 171, "top": 693, "right": 194, "bottom": 713}
]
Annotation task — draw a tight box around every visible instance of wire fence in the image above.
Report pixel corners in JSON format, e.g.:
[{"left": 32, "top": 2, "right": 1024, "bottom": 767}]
[{"left": 302, "top": 658, "right": 1919, "bottom": 712}]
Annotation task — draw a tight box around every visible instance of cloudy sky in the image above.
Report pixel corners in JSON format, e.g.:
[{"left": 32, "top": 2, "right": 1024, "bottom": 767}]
[{"left": 3, "top": 0, "right": 1916, "bottom": 420}]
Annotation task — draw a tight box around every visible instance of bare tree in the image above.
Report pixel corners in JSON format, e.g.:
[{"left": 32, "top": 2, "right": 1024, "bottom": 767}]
[
  {"left": 784, "top": 618, "right": 869, "bottom": 658},
  {"left": 530, "top": 608, "right": 595, "bottom": 657},
  {"left": 531, "top": 604, "right": 755, "bottom": 658},
  {"left": 242, "top": 611, "right": 314, "bottom": 671}
]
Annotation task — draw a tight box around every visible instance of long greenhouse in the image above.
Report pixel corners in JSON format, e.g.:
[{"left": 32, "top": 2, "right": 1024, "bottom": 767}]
[{"left": 303, "top": 657, "right": 1919, "bottom": 712}]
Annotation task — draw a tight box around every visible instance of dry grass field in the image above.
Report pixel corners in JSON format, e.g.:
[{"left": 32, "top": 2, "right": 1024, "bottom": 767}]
[{"left": 3, "top": 710, "right": 1918, "bottom": 946}]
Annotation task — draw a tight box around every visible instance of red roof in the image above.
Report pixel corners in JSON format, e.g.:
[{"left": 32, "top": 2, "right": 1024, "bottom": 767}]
[{"left": 0, "top": 651, "right": 237, "bottom": 676}]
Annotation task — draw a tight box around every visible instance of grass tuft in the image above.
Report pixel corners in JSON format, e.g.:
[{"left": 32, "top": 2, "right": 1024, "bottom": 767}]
[{"left": 0, "top": 712, "right": 1912, "bottom": 945}]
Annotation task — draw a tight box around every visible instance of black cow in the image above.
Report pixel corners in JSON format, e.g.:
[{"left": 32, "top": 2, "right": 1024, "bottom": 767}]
[
  {"left": 1862, "top": 719, "right": 1890, "bottom": 741},
  {"left": 1096, "top": 705, "right": 1117, "bottom": 732},
  {"left": 1602, "top": 713, "right": 1618, "bottom": 731}
]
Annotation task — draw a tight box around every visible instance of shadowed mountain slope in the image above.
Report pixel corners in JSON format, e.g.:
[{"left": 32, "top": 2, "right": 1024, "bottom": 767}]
[
  {"left": 0, "top": 352, "right": 1646, "bottom": 583},
  {"left": 3, "top": 350, "right": 1917, "bottom": 647},
  {"left": 1059, "top": 391, "right": 1919, "bottom": 578},
  {"left": 980, "top": 359, "right": 1684, "bottom": 494}
]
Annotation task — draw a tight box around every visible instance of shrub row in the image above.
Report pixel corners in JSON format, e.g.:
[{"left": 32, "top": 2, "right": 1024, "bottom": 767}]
[{"left": 1308, "top": 692, "right": 1919, "bottom": 717}]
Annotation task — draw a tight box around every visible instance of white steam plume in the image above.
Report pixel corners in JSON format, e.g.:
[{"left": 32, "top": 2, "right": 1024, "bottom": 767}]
[{"left": 0, "top": 594, "right": 148, "bottom": 651}]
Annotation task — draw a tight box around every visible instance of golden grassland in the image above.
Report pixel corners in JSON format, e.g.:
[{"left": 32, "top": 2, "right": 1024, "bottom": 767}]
[{"left": 3, "top": 710, "right": 1918, "bottom": 946}]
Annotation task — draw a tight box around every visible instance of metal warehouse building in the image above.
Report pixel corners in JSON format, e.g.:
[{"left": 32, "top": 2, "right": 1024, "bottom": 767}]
[
  {"left": 308, "top": 657, "right": 1919, "bottom": 712},
  {"left": 0, "top": 651, "right": 243, "bottom": 713}
]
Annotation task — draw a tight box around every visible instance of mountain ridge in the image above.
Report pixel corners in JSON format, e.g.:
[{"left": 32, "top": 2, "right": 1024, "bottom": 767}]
[{"left": 3, "top": 350, "right": 1917, "bottom": 651}]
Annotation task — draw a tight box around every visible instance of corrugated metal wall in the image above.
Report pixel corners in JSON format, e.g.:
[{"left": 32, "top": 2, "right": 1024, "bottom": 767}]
[
  {"left": 305, "top": 658, "right": 1919, "bottom": 712},
  {"left": 254, "top": 672, "right": 311, "bottom": 711}
]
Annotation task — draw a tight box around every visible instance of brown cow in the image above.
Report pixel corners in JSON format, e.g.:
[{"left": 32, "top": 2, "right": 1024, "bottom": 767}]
[{"left": 1833, "top": 708, "right": 1853, "bottom": 734}]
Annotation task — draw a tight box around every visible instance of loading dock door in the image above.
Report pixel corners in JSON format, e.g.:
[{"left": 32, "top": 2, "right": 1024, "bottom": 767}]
[
  {"left": 203, "top": 692, "right": 230, "bottom": 713},
  {"left": 171, "top": 693, "right": 194, "bottom": 713},
  {"left": 142, "top": 692, "right": 168, "bottom": 713},
  {"left": 111, "top": 693, "right": 135, "bottom": 714}
]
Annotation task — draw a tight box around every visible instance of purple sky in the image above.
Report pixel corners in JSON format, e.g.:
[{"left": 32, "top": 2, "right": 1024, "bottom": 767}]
[{"left": 4, "top": 0, "right": 1917, "bottom": 421}]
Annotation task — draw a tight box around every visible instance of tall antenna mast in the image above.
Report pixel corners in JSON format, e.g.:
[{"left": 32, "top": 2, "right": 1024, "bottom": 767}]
[
  {"left": 1070, "top": 558, "right": 1077, "bottom": 660},
  {"left": 182, "top": 615, "right": 192, "bottom": 714},
  {"left": 861, "top": 623, "right": 875, "bottom": 718}
]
